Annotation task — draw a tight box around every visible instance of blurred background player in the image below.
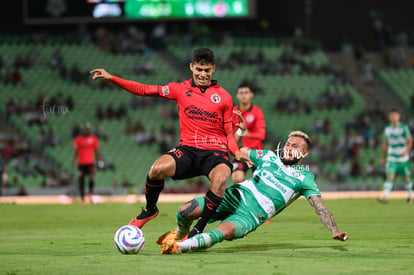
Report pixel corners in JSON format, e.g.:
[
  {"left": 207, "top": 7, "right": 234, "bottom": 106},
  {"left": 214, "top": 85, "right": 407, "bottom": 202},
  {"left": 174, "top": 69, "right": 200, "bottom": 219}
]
[
  {"left": 91, "top": 48, "right": 243, "bottom": 238},
  {"left": 72, "top": 123, "right": 100, "bottom": 206},
  {"left": 379, "top": 109, "right": 413, "bottom": 204},
  {"left": 157, "top": 130, "right": 348, "bottom": 254},
  {"left": 232, "top": 83, "right": 266, "bottom": 183}
]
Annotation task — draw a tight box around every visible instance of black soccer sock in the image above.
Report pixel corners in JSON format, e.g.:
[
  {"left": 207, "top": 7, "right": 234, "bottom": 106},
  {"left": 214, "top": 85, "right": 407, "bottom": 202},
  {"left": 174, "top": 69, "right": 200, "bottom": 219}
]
[
  {"left": 78, "top": 176, "right": 85, "bottom": 201},
  {"left": 88, "top": 179, "right": 94, "bottom": 194},
  {"left": 189, "top": 189, "right": 223, "bottom": 238},
  {"left": 144, "top": 175, "right": 164, "bottom": 212}
]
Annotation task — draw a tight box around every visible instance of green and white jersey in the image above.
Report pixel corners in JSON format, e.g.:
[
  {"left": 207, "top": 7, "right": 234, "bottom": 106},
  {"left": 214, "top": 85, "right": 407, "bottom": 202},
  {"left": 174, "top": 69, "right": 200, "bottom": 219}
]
[
  {"left": 384, "top": 122, "right": 412, "bottom": 163},
  {"left": 237, "top": 149, "right": 320, "bottom": 218}
]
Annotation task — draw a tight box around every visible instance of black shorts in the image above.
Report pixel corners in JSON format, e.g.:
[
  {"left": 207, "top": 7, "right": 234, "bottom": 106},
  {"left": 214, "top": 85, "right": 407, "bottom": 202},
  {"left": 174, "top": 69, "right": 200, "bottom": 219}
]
[
  {"left": 78, "top": 164, "right": 95, "bottom": 175},
  {"left": 232, "top": 160, "right": 256, "bottom": 173},
  {"left": 166, "top": 145, "right": 232, "bottom": 180}
]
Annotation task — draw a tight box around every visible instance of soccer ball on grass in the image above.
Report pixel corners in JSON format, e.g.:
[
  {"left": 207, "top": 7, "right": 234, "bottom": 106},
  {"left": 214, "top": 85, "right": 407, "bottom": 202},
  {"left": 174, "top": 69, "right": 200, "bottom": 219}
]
[{"left": 114, "top": 225, "right": 145, "bottom": 254}]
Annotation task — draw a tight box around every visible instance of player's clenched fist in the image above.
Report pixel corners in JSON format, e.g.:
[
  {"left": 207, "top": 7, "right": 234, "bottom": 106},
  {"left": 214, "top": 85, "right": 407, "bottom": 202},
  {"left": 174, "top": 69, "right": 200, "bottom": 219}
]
[{"left": 90, "top": 68, "right": 112, "bottom": 81}]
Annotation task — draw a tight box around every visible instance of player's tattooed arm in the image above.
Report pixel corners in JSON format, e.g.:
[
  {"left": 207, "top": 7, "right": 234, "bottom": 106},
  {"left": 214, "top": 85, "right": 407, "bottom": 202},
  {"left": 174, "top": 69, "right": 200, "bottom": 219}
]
[{"left": 308, "top": 195, "right": 339, "bottom": 235}]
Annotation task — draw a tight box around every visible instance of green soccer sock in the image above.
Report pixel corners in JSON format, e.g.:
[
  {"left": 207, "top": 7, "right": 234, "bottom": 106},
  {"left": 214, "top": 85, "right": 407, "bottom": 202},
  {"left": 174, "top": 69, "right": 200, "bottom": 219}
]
[{"left": 179, "top": 228, "right": 225, "bottom": 252}]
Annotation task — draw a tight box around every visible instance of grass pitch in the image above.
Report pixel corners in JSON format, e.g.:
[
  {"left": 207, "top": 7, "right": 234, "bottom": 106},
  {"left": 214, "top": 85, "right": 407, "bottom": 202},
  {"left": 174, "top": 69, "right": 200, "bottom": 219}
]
[{"left": 1, "top": 198, "right": 414, "bottom": 275}]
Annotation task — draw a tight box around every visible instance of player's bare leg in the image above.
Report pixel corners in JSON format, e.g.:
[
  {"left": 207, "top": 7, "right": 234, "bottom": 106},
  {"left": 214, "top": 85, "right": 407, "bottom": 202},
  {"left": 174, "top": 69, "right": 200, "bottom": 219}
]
[
  {"left": 129, "top": 154, "right": 176, "bottom": 228},
  {"left": 187, "top": 164, "right": 230, "bottom": 238},
  {"left": 231, "top": 170, "right": 245, "bottom": 184}
]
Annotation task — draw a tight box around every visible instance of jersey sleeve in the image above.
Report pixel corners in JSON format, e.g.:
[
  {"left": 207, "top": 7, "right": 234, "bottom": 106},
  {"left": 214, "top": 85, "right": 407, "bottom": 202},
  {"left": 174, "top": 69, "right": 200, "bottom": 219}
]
[
  {"left": 248, "top": 108, "right": 266, "bottom": 140},
  {"left": 111, "top": 76, "right": 161, "bottom": 97},
  {"left": 94, "top": 136, "right": 99, "bottom": 149},
  {"left": 300, "top": 174, "right": 321, "bottom": 199},
  {"left": 248, "top": 149, "right": 269, "bottom": 167},
  {"left": 223, "top": 92, "right": 234, "bottom": 123},
  {"left": 159, "top": 82, "right": 180, "bottom": 100}
]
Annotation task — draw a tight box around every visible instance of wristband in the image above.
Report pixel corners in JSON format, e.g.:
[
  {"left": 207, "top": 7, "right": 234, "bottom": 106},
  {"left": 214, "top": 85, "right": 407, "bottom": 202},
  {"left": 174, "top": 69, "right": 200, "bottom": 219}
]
[{"left": 236, "top": 128, "right": 246, "bottom": 136}]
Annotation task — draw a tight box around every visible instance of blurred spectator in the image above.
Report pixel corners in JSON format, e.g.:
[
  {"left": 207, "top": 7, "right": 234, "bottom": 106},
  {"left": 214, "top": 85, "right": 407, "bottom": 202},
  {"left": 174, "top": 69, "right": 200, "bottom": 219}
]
[
  {"left": 93, "top": 123, "right": 107, "bottom": 141},
  {"left": 106, "top": 104, "right": 116, "bottom": 120},
  {"left": 47, "top": 128, "right": 60, "bottom": 147},
  {"left": 336, "top": 159, "right": 351, "bottom": 182},
  {"left": 14, "top": 157, "right": 36, "bottom": 178},
  {"left": 34, "top": 157, "right": 53, "bottom": 178},
  {"left": 365, "top": 159, "right": 379, "bottom": 178},
  {"left": 2, "top": 140, "right": 15, "bottom": 160},
  {"left": 350, "top": 159, "right": 362, "bottom": 178},
  {"left": 132, "top": 58, "right": 143, "bottom": 75},
  {"left": 121, "top": 177, "right": 133, "bottom": 188},
  {"left": 70, "top": 64, "right": 84, "bottom": 84},
  {"left": 124, "top": 117, "right": 134, "bottom": 135},
  {"left": 96, "top": 106, "right": 105, "bottom": 120},
  {"left": 44, "top": 171, "right": 59, "bottom": 187},
  {"left": 5, "top": 67, "right": 23, "bottom": 85},
  {"left": 13, "top": 53, "right": 25, "bottom": 69},
  {"left": 24, "top": 46, "right": 39, "bottom": 68},
  {"left": 142, "top": 58, "right": 155, "bottom": 75},
  {"left": 16, "top": 184, "right": 28, "bottom": 196},
  {"left": 49, "top": 48, "right": 64, "bottom": 70},
  {"left": 116, "top": 104, "right": 127, "bottom": 119},
  {"left": 58, "top": 63, "right": 68, "bottom": 80},
  {"left": 151, "top": 23, "right": 167, "bottom": 50}
]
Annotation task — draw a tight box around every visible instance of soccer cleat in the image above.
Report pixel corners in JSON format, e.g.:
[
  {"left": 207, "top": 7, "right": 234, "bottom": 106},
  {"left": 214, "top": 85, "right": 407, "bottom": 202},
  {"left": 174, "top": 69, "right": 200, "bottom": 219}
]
[
  {"left": 187, "top": 228, "right": 200, "bottom": 239},
  {"left": 156, "top": 229, "right": 179, "bottom": 245},
  {"left": 160, "top": 238, "right": 181, "bottom": 254},
  {"left": 128, "top": 207, "right": 159, "bottom": 228},
  {"left": 407, "top": 197, "right": 412, "bottom": 204},
  {"left": 377, "top": 198, "right": 388, "bottom": 204}
]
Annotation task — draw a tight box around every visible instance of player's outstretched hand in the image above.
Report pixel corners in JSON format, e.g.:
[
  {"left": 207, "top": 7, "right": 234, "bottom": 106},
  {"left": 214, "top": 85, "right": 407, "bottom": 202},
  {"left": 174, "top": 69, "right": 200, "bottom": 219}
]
[
  {"left": 90, "top": 68, "right": 112, "bottom": 81},
  {"left": 233, "top": 110, "right": 247, "bottom": 132},
  {"left": 333, "top": 232, "right": 349, "bottom": 242},
  {"left": 235, "top": 149, "right": 253, "bottom": 168}
]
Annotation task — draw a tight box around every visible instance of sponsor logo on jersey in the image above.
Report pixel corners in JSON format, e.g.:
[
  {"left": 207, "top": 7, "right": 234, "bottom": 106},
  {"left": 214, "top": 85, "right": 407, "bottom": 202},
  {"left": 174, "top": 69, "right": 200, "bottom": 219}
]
[
  {"left": 186, "top": 90, "right": 192, "bottom": 97},
  {"left": 211, "top": 93, "right": 221, "bottom": 104},
  {"left": 246, "top": 114, "right": 254, "bottom": 123},
  {"left": 161, "top": 85, "right": 170, "bottom": 96},
  {"left": 183, "top": 105, "right": 220, "bottom": 123}
]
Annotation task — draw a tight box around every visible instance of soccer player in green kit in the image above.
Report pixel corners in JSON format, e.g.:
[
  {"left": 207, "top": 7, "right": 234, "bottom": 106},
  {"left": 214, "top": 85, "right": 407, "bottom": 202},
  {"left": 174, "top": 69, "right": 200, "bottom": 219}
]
[
  {"left": 379, "top": 109, "right": 413, "bottom": 204},
  {"left": 158, "top": 127, "right": 349, "bottom": 254}
]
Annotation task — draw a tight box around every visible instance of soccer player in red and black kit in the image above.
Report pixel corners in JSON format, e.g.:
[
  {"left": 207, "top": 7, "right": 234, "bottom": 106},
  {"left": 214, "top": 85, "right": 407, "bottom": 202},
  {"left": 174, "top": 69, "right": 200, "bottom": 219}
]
[
  {"left": 232, "top": 84, "right": 266, "bottom": 183},
  {"left": 91, "top": 48, "right": 243, "bottom": 238},
  {"left": 72, "top": 123, "right": 100, "bottom": 206}
]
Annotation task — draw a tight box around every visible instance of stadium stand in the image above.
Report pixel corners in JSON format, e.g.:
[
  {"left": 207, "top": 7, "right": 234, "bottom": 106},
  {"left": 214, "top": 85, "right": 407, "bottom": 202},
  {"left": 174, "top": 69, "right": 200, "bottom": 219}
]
[{"left": 1, "top": 30, "right": 412, "bottom": 194}]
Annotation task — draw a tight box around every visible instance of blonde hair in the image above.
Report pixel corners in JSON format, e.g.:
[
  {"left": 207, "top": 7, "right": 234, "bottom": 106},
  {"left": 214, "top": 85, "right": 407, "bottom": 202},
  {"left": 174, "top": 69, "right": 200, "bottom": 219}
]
[{"left": 288, "top": 130, "right": 311, "bottom": 148}]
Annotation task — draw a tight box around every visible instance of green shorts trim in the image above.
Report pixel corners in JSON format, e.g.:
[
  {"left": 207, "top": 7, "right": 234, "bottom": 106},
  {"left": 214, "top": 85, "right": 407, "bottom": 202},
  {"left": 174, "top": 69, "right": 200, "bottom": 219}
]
[{"left": 386, "top": 161, "right": 411, "bottom": 177}]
